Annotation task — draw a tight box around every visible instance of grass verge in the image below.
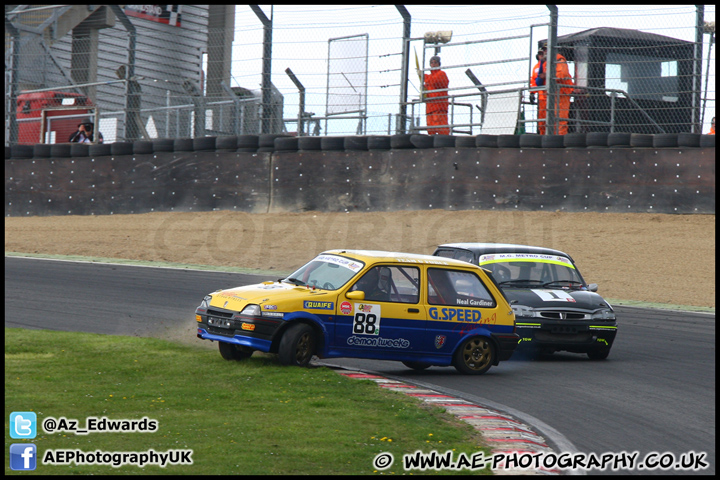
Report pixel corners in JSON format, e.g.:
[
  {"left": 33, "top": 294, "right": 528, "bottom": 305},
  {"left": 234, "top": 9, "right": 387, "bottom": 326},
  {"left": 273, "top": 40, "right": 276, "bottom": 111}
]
[{"left": 5, "top": 328, "right": 490, "bottom": 475}]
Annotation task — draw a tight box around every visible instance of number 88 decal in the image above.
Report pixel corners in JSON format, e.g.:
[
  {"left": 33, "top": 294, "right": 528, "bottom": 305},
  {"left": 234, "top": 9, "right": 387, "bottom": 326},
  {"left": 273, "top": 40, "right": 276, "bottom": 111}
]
[{"left": 353, "top": 313, "right": 379, "bottom": 335}]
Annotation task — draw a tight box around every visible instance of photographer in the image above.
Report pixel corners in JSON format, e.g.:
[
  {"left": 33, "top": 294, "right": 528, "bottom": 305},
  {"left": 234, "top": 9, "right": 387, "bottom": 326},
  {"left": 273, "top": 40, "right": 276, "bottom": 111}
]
[{"left": 68, "top": 118, "right": 104, "bottom": 144}]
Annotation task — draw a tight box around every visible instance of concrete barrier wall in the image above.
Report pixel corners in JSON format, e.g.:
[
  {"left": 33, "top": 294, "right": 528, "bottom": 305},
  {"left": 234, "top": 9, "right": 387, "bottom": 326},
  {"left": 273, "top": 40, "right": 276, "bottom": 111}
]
[{"left": 5, "top": 139, "right": 715, "bottom": 216}]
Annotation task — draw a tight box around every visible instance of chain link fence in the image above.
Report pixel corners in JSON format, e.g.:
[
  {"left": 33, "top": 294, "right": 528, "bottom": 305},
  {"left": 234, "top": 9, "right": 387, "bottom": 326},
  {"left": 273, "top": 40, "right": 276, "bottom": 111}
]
[{"left": 5, "top": 5, "right": 715, "bottom": 145}]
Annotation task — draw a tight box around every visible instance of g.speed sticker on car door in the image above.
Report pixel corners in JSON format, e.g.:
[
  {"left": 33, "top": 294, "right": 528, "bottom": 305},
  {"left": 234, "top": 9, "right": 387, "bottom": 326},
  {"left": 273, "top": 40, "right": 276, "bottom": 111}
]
[
  {"left": 531, "top": 289, "right": 577, "bottom": 302},
  {"left": 352, "top": 303, "right": 381, "bottom": 335}
]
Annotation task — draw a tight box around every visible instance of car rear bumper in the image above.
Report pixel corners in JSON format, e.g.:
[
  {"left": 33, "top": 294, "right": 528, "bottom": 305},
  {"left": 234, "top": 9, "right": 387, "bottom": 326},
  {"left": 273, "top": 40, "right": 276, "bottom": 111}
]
[{"left": 492, "top": 332, "right": 520, "bottom": 361}]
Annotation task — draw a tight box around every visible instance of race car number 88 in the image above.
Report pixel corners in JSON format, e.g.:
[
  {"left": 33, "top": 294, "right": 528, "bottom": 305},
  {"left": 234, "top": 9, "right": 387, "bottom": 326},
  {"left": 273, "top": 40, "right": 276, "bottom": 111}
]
[{"left": 353, "top": 313, "right": 378, "bottom": 335}]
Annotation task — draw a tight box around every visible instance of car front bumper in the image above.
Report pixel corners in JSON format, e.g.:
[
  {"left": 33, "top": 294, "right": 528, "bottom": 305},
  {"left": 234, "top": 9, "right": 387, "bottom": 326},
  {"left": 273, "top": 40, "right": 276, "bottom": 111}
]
[{"left": 516, "top": 319, "right": 617, "bottom": 353}]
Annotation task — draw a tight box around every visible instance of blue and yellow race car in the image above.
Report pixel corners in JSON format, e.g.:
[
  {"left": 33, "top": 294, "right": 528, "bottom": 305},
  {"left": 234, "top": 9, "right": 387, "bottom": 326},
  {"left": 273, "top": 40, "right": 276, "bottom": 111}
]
[{"left": 196, "top": 250, "right": 518, "bottom": 374}]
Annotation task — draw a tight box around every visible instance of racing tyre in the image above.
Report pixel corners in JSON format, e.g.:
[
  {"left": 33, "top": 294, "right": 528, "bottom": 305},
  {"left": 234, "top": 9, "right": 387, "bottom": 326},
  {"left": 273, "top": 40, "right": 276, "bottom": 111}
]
[
  {"left": 433, "top": 135, "right": 456, "bottom": 148},
  {"left": 587, "top": 348, "right": 611, "bottom": 360},
  {"left": 89, "top": 144, "right": 112, "bottom": 156},
  {"left": 699, "top": 134, "right": 715, "bottom": 148},
  {"left": 278, "top": 323, "right": 316, "bottom": 367},
  {"left": 410, "top": 134, "right": 434, "bottom": 149},
  {"left": 237, "top": 135, "right": 259, "bottom": 149},
  {"left": 390, "top": 134, "right": 413, "bottom": 149},
  {"left": 541, "top": 135, "right": 565, "bottom": 148},
  {"left": 564, "top": 133, "right": 586, "bottom": 148},
  {"left": 275, "top": 136, "right": 299, "bottom": 151},
  {"left": 70, "top": 143, "right": 89, "bottom": 157},
  {"left": 630, "top": 133, "right": 653, "bottom": 148},
  {"left": 33, "top": 144, "right": 52, "bottom": 158},
  {"left": 344, "top": 136, "right": 368, "bottom": 151},
  {"left": 367, "top": 135, "right": 391, "bottom": 150},
  {"left": 51, "top": 144, "right": 72, "bottom": 157},
  {"left": 174, "top": 138, "right": 194, "bottom": 152},
  {"left": 607, "top": 132, "right": 631, "bottom": 147},
  {"left": 653, "top": 133, "right": 678, "bottom": 148},
  {"left": 193, "top": 136, "right": 216, "bottom": 151},
  {"left": 218, "top": 342, "right": 254, "bottom": 361},
  {"left": 519, "top": 134, "right": 542, "bottom": 148},
  {"left": 152, "top": 138, "right": 175, "bottom": 152},
  {"left": 215, "top": 135, "right": 238, "bottom": 151},
  {"left": 402, "top": 361, "right": 431, "bottom": 371},
  {"left": 455, "top": 136, "right": 476, "bottom": 148},
  {"left": 133, "top": 140, "right": 154, "bottom": 155},
  {"left": 476, "top": 134, "right": 498, "bottom": 148},
  {"left": 453, "top": 336, "right": 495, "bottom": 375},
  {"left": 321, "top": 136, "right": 345, "bottom": 151},
  {"left": 586, "top": 132, "right": 609, "bottom": 147},
  {"left": 298, "top": 136, "right": 322, "bottom": 150},
  {"left": 678, "top": 133, "right": 700, "bottom": 148},
  {"left": 497, "top": 135, "right": 520, "bottom": 148},
  {"left": 11, "top": 145, "right": 34, "bottom": 159}
]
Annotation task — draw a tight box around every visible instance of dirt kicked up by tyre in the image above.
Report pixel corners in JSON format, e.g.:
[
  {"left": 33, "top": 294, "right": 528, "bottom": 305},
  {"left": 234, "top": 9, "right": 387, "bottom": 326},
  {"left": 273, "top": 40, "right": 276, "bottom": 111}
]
[{"left": 195, "top": 249, "right": 519, "bottom": 374}]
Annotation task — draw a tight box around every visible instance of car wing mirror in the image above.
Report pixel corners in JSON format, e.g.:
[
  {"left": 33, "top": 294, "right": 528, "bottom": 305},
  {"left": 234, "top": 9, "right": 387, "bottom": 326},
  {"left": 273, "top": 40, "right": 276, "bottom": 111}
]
[
  {"left": 346, "top": 291, "right": 366, "bottom": 300},
  {"left": 588, "top": 283, "right": 598, "bottom": 292}
]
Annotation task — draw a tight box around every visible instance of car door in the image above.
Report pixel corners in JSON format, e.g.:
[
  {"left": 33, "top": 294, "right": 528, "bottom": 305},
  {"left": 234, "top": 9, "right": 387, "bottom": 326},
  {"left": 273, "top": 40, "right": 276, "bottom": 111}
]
[{"left": 332, "top": 265, "right": 424, "bottom": 358}]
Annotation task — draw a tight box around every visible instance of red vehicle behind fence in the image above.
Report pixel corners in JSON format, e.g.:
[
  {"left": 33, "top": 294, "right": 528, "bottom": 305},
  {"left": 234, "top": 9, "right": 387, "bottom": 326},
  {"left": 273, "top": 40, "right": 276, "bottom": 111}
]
[{"left": 17, "top": 91, "right": 95, "bottom": 144}]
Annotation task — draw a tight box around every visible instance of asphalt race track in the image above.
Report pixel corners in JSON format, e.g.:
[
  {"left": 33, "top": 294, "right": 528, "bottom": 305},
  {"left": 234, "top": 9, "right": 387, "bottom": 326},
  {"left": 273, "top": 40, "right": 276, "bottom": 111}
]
[{"left": 4, "top": 257, "right": 715, "bottom": 475}]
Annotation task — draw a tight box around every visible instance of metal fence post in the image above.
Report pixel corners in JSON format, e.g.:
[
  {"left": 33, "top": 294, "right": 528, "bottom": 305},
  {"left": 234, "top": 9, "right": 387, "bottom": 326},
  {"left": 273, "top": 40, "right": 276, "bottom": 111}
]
[
  {"left": 545, "top": 5, "right": 558, "bottom": 135},
  {"left": 250, "top": 5, "right": 273, "bottom": 134}
]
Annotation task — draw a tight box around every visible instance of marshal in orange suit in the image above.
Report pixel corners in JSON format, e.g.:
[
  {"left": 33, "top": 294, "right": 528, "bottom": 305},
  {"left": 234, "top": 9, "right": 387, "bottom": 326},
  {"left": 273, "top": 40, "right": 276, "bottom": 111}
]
[{"left": 424, "top": 56, "right": 450, "bottom": 135}]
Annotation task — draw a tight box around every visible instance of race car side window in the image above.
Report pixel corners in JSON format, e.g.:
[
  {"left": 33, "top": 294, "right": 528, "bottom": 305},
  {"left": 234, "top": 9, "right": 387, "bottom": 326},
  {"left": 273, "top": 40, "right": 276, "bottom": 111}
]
[
  {"left": 350, "top": 266, "right": 419, "bottom": 304},
  {"left": 427, "top": 268, "right": 496, "bottom": 307}
]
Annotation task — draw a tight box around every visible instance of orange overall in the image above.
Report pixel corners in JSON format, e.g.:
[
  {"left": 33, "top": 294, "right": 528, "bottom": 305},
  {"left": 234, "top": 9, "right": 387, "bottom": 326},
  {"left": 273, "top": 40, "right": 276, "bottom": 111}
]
[
  {"left": 531, "top": 53, "right": 574, "bottom": 135},
  {"left": 424, "top": 69, "right": 450, "bottom": 135}
]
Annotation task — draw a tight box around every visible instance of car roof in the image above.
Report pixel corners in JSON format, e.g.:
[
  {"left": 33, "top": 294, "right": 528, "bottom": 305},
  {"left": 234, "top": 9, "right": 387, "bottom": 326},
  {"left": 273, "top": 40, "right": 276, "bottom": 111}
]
[
  {"left": 323, "top": 249, "right": 477, "bottom": 268},
  {"left": 436, "top": 243, "right": 574, "bottom": 261}
]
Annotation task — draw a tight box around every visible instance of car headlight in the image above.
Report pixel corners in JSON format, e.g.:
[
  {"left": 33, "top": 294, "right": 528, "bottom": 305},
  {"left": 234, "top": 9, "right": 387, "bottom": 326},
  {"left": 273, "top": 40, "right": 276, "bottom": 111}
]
[
  {"left": 240, "top": 304, "right": 261, "bottom": 317},
  {"left": 511, "top": 304, "right": 536, "bottom": 318},
  {"left": 591, "top": 309, "right": 616, "bottom": 321},
  {"left": 200, "top": 295, "right": 212, "bottom": 308}
]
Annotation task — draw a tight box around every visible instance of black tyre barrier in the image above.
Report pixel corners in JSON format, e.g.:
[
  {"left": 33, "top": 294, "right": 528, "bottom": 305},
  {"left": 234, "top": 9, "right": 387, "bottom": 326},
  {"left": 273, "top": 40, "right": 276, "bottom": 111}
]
[
  {"left": 344, "top": 136, "right": 368, "bottom": 151},
  {"left": 564, "top": 133, "right": 586, "bottom": 148},
  {"left": 519, "top": 134, "right": 542, "bottom": 148},
  {"left": 237, "top": 134, "right": 259, "bottom": 149},
  {"left": 256, "top": 147, "right": 276, "bottom": 153},
  {"left": 586, "top": 132, "right": 609, "bottom": 147},
  {"left": 608, "top": 132, "right": 631, "bottom": 147},
  {"left": 321, "top": 136, "right": 345, "bottom": 151},
  {"left": 367, "top": 135, "right": 391, "bottom": 150},
  {"left": 33, "top": 144, "right": 52, "bottom": 158},
  {"left": 174, "top": 138, "right": 194, "bottom": 152},
  {"left": 699, "top": 134, "right": 715, "bottom": 148},
  {"left": 410, "top": 134, "right": 434, "bottom": 149},
  {"left": 51, "top": 144, "right": 72, "bottom": 157},
  {"left": 215, "top": 135, "right": 238, "bottom": 151},
  {"left": 11, "top": 145, "right": 33, "bottom": 159},
  {"left": 275, "top": 136, "right": 299, "bottom": 151},
  {"left": 497, "top": 135, "right": 520, "bottom": 148},
  {"left": 70, "top": 143, "right": 89, "bottom": 157},
  {"left": 653, "top": 133, "right": 678, "bottom": 148},
  {"left": 433, "top": 135, "right": 456, "bottom": 148},
  {"left": 541, "top": 135, "right": 565, "bottom": 148},
  {"left": 133, "top": 140, "right": 154, "bottom": 155},
  {"left": 455, "top": 136, "right": 476, "bottom": 148},
  {"left": 193, "top": 136, "right": 216, "bottom": 151},
  {"left": 259, "top": 133, "right": 287, "bottom": 148},
  {"left": 678, "top": 133, "right": 701, "bottom": 148},
  {"left": 390, "top": 134, "right": 413, "bottom": 149},
  {"left": 237, "top": 147, "right": 259, "bottom": 153},
  {"left": 630, "top": 134, "right": 653, "bottom": 148},
  {"left": 5, "top": 146, "right": 11, "bottom": 158},
  {"left": 152, "top": 138, "right": 175, "bottom": 152},
  {"left": 298, "top": 136, "right": 322, "bottom": 150},
  {"left": 476, "top": 134, "right": 498, "bottom": 148},
  {"left": 111, "top": 142, "right": 134, "bottom": 156},
  {"left": 89, "top": 143, "right": 112, "bottom": 156}
]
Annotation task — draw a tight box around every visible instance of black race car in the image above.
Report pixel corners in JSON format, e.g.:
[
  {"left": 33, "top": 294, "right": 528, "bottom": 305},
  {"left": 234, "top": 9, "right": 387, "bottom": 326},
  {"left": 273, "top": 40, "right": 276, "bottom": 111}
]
[{"left": 433, "top": 243, "right": 617, "bottom": 359}]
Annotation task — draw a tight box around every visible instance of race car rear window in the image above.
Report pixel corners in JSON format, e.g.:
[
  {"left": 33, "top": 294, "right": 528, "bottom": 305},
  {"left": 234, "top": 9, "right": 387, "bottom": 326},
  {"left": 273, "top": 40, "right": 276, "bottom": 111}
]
[{"left": 427, "top": 268, "right": 496, "bottom": 308}]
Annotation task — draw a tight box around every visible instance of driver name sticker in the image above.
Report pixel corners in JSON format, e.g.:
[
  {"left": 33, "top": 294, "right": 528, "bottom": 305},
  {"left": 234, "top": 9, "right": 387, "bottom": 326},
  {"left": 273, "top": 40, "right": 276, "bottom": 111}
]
[
  {"left": 352, "top": 303, "right": 381, "bottom": 335},
  {"left": 531, "top": 289, "right": 577, "bottom": 302}
]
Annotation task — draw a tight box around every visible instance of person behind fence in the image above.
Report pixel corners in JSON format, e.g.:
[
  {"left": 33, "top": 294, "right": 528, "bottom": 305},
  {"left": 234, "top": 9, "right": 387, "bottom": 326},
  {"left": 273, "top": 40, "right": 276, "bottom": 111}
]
[
  {"left": 709, "top": 117, "right": 715, "bottom": 135},
  {"left": 423, "top": 55, "right": 450, "bottom": 135},
  {"left": 530, "top": 45, "right": 574, "bottom": 135},
  {"left": 68, "top": 118, "right": 103, "bottom": 144}
]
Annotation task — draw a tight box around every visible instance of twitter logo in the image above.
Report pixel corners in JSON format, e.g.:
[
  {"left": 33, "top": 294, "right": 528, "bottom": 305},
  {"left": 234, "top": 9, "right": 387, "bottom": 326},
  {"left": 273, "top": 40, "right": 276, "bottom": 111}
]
[{"left": 10, "top": 412, "right": 37, "bottom": 439}]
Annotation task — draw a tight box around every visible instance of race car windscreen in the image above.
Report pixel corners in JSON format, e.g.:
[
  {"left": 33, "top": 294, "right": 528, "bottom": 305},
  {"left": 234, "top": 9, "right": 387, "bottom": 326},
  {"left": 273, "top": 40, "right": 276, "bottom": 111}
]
[
  {"left": 478, "top": 254, "right": 583, "bottom": 286},
  {"left": 283, "top": 254, "right": 365, "bottom": 290}
]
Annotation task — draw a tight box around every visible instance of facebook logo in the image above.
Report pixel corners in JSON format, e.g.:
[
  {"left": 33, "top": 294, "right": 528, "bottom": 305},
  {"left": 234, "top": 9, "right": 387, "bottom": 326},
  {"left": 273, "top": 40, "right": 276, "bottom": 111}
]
[
  {"left": 10, "top": 444, "right": 37, "bottom": 471},
  {"left": 10, "top": 412, "right": 36, "bottom": 439}
]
